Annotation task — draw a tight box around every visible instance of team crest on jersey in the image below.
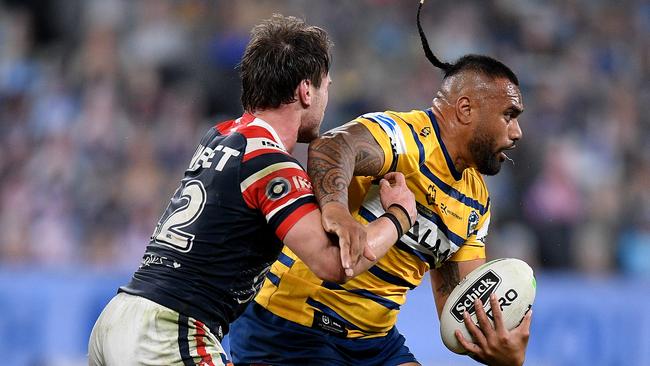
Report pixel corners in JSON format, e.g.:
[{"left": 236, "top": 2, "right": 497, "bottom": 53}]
[
  {"left": 467, "top": 210, "right": 479, "bottom": 237},
  {"left": 265, "top": 177, "right": 291, "bottom": 201}
]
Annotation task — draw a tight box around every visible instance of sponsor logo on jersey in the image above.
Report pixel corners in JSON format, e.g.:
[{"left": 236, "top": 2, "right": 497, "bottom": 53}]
[
  {"left": 292, "top": 175, "right": 312, "bottom": 192},
  {"left": 440, "top": 202, "right": 463, "bottom": 221},
  {"left": 265, "top": 177, "right": 291, "bottom": 201},
  {"left": 451, "top": 270, "right": 501, "bottom": 322},
  {"left": 244, "top": 137, "right": 286, "bottom": 156},
  {"left": 261, "top": 139, "right": 282, "bottom": 149},
  {"left": 420, "top": 126, "right": 431, "bottom": 137},
  {"left": 188, "top": 144, "right": 240, "bottom": 172}
]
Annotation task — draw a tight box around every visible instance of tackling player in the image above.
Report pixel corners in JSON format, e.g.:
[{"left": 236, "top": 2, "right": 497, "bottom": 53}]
[
  {"left": 230, "top": 3, "right": 531, "bottom": 366},
  {"left": 87, "top": 14, "right": 416, "bottom": 366}
]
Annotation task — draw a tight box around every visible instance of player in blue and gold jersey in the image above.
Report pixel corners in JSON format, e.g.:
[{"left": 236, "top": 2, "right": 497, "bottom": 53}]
[{"left": 230, "top": 3, "right": 532, "bottom": 366}]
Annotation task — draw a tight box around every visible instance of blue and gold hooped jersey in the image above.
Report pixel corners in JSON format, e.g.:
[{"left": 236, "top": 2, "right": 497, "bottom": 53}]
[{"left": 254, "top": 109, "right": 491, "bottom": 338}]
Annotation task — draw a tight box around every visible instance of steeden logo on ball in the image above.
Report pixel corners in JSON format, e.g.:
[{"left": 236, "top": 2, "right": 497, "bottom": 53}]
[{"left": 450, "top": 270, "right": 501, "bottom": 322}]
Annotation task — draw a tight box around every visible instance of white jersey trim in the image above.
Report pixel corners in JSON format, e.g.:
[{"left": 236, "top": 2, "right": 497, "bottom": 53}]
[
  {"left": 265, "top": 193, "right": 315, "bottom": 222},
  {"left": 361, "top": 112, "right": 408, "bottom": 155}
]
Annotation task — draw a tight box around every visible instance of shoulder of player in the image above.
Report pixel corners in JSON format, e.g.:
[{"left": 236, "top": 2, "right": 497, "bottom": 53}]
[
  {"left": 382, "top": 110, "right": 437, "bottom": 140},
  {"left": 231, "top": 124, "right": 292, "bottom": 162},
  {"left": 386, "top": 109, "right": 429, "bottom": 122},
  {"left": 238, "top": 136, "right": 308, "bottom": 188},
  {"left": 357, "top": 109, "right": 428, "bottom": 126},
  {"left": 353, "top": 109, "right": 432, "bottom": 143}
]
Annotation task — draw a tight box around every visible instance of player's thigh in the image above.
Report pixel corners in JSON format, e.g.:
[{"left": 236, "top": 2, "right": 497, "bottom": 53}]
[
  {"left": 90, "top": 293, "right": 230, "bottom": 366},
  {"left": 89, "top": 294, "right": 137, "bottom": 366}
]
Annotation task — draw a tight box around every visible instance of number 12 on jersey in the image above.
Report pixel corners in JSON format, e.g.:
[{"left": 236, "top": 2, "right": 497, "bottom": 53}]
[{"left": 152, "top": 180, "right": 207, "bottom": 252}]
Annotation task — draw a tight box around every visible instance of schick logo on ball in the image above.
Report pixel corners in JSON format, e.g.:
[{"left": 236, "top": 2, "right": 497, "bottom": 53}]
[{"left": 451, "top": 270, "right": 501, "bottom": 322}]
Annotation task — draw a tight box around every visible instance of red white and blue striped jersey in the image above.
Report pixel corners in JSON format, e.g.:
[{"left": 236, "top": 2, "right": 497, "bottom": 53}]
[{"left": 120, "top": 113, "right": 317, "bottom": 338}]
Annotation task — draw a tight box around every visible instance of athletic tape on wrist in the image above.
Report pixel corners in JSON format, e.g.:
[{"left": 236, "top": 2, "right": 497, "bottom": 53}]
[
  {"left": 388, "top": 203, "right": 413, "bottom": 229},
  {"left": 380, "top": 212, "right": 404, "bottom": 238}
]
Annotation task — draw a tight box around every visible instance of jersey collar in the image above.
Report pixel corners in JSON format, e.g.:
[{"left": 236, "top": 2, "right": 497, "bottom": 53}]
[
  {"left": 425, "top": 109, "right": 463, "bottom": 181},
  {"left": 236, "top": 112, "right": 288, "bottom": 152}
]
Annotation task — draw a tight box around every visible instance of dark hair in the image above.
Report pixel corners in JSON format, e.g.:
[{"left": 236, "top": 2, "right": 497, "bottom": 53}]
[
  {"left": 416, "top": 1, "right": 519, "bottom": 86},
  {"left": 239, "top": 14, "right": 332, "bottom": 112}
]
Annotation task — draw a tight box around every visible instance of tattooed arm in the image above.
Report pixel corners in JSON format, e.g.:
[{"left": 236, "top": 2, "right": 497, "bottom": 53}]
[
  {"left": 431, "top": 258, "right": 531, "bottom": 366},
  {"left": 308, "top": 122, "right": 385, "bottom": 206},
  {"left": 308, "top": 122, "right": 414, "bottom": 271},
  {"left": 430, "top": 259, "right": 485, "bottom": 317}
]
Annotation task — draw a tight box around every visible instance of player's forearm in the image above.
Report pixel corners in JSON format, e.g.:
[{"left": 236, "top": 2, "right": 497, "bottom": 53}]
[
  {"left": 346, "top": 217, "right": 397, "bottom": 274},
  {"left": 348, "top": 206, "right": 412, "bottom": 277},
  {"left": 430, "top": 259, "right": 485, "bottom": 318},
  {"left": 310, "top": 244, "right": 349, "bottom": 283}
]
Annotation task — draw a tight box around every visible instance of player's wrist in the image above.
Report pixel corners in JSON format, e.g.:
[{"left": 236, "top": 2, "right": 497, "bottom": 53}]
[
  {"left": 320, "top": 199, "right": 348, "bottom": 211},
  {"left": 380, "top": 204, "right": 413, "bottom": 239},
  {"left": 387, "top": 203, "right": 413, "bottom": 232},
  {"left": 319, "top": 194, "right": 349, "bottom": 209}
]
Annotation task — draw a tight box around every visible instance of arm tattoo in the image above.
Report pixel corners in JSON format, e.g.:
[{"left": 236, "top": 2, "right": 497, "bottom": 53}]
[
  {"left": 308, "top": 123, "right": 385, "bottom": 206},
  {"left": 309, "top": 135, "right": 354, "bottom": 206},
  {"left": 436, "top": 261, "right": 461, "bottom": 296},
  {"left": 351, "top": 125, "right": 385, "bottom": 176}
]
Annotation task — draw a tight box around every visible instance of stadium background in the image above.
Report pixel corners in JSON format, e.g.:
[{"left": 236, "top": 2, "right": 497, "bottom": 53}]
[{"left": 0, "top": 0, "right": 648, "bottom": 365}]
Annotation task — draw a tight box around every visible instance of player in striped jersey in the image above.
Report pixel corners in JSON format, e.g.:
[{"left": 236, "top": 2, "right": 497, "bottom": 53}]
[
  {"left": 230, "top": 3, "right": 531, "bottom": 366},
  {"left": 88, "top": 15, "right": 416, "bottom": 366}
]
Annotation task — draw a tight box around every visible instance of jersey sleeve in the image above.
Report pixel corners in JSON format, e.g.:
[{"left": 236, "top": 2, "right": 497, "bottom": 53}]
[
  {"left": 240, "top": 153, "right": 318, "bottom": 240},
  {"left": 354, "top": 112, "right": 422, "bottom": 176}
]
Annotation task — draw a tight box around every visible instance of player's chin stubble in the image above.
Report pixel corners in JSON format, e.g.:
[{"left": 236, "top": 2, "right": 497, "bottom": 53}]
[{"left": 469, "top": 130, "right": 502, "bottom": 176}]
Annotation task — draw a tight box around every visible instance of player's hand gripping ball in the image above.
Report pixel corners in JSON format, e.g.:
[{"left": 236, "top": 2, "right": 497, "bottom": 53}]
[{"left": 439, "top": 258, "right": 536, "bottom": 354}]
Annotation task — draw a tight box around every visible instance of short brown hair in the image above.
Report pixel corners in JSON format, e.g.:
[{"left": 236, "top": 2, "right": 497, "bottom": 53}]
[{"left": 239, "top": 14, "right": 332, "bottom": 112}]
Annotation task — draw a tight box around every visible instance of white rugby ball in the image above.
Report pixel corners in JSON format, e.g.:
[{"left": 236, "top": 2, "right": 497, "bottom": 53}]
[{"left": 439, "top": 258, "right": 536, "bottom": 354}]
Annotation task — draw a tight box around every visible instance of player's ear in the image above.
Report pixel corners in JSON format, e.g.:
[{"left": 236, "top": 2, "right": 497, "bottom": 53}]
[
  {"left": 297, "top": 79, "right": 312, "bottom": 107},
  {"left": 456, "top": 96, "right": 472, "bottom": 125}
]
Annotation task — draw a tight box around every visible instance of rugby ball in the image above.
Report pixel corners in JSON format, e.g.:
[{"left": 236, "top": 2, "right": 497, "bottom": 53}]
[{"left": 439, "top": 258, "right": 536, "bottom": 354}]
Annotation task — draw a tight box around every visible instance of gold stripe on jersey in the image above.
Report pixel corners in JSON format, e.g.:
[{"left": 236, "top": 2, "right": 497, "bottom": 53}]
[
  {"left": 239, "top": 161, "right": 303, "bottom": 191},
  {"left": 254, "top": 109, "right": 491, "bottom": 338}
]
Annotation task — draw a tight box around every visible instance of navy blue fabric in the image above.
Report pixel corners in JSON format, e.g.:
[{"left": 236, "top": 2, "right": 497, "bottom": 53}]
[{"left": 230, "top": 303, "right": 418, "bottom": 366}]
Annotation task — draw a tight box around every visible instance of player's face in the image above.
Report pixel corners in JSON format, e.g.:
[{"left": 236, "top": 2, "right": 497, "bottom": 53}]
[
  {"left": 469, "top": 79, "right": 523, "bottom": 175},
  {"left": 298, "top": 73, "right": 331, "bottom": 143}
]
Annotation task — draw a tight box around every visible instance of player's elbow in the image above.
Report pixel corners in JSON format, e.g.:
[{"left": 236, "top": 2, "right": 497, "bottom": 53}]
[{"left": 310, "top": 263, "right": 348, "bottom": 284}]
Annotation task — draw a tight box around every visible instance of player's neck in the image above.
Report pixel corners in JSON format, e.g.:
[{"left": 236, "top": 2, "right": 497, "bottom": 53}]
[
  {"left": 249, "top": 107, "right": 300, "bottom": 153},
  {"left": 430, "top": 106, "right": 471, "bottom": 173}
]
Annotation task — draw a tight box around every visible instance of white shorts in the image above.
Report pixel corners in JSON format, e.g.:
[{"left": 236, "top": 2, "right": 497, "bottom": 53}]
[{"left": 88, "top": 292, "right": 231, "bottom": 366}]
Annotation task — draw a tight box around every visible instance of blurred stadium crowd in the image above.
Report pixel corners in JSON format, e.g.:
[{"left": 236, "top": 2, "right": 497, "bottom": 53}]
[{"left": 0, "top": 0, "right": 648, "bottom": 275}]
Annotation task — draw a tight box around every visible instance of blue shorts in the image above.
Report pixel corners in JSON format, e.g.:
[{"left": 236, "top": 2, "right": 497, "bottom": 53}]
[{"left": 230, "top": 303, "right": 418, "bottom": 366}]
